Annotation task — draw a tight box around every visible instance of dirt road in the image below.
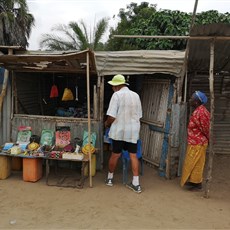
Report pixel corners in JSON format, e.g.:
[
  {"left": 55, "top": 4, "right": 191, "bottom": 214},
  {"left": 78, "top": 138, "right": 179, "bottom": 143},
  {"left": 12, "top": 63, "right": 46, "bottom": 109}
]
[{"left": 0, "top": 155, "right": 229, "bottom": 229}]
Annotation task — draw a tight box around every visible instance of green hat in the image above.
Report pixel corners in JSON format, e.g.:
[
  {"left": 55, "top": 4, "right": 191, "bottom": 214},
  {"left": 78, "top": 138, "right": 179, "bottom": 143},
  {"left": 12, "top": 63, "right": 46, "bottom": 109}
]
[{"left": 108, "top": 74, "right": 129, "bottom": 86}]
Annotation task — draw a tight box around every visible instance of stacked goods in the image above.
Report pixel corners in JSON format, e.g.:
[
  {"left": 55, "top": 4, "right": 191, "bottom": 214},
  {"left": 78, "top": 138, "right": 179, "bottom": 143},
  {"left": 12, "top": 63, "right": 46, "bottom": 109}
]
[
  {"left": 49, "top": 151, "right": 62, "bottom": 159},
  {"left": 62, "top": 152, "right": 84, "bottom": 160}
]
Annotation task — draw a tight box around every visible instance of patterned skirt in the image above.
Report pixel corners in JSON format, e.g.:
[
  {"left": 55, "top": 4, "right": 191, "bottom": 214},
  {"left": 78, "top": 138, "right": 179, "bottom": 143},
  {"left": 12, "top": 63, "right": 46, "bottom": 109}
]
[{"left": 180, "top": 144, "right": 208, "bottom": 187}]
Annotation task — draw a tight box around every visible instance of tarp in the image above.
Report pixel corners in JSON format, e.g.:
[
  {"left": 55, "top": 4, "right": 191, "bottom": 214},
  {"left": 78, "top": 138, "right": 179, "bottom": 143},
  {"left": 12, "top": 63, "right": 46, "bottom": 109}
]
[{"left": 95, "top": 50, "right": 185, "bottom": 77}]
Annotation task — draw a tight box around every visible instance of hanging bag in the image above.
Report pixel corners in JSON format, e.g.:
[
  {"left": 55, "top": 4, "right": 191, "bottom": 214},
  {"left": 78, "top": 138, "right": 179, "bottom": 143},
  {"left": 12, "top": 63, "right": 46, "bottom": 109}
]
[
  {"left": 62, "top": 88, "right": 74, "bottom": 101},
  {"left": 50, "top": 85, "right": 59, "bottom": 98}
]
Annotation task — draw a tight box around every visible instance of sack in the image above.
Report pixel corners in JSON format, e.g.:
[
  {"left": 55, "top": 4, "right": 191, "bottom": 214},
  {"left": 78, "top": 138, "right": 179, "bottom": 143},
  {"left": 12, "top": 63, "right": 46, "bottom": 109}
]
[{"left": 62, "top": 88, "right": 74, "bottom": 101}]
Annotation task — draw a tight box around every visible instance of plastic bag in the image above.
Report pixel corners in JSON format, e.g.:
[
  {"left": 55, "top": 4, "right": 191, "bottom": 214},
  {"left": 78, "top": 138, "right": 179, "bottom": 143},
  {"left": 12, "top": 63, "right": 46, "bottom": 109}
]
[
  {"left": 62, "top": 88, "right": 74, "bottom": 101},
  {"left": 50, "top": 85, "right": 59, "bottom": 98}
]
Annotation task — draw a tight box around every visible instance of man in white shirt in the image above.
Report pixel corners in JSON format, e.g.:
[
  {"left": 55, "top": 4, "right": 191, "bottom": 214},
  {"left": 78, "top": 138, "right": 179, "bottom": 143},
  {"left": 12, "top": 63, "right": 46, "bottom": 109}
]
[{"left": 104, "top": 74, "right": 142, "bottom": 193}]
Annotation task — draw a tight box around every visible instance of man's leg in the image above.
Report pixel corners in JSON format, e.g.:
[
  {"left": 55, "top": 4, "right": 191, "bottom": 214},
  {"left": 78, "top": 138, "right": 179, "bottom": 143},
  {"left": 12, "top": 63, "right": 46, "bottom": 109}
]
[
  {"left": 126, "top": 153, "right": 142, "bottom": 193},
  {"left": 130, "top": 153, "right": 139, "bottom": 176},
  {"left": 108, "top": 152, "right": 121, "bottom": 173},
  {"left": 105, "top": 152, "right": 121, "bottom": 186}
]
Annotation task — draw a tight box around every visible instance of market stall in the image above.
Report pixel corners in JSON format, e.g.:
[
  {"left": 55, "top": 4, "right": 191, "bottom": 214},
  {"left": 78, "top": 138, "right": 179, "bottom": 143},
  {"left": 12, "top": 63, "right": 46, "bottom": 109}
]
[{"left": 0, "top": 48, "right": 103, "bottom": 187}]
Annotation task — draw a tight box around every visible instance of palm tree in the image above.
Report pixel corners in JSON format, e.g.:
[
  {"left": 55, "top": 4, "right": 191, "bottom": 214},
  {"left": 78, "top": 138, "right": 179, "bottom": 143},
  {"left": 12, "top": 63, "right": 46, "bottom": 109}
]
[
  {"left": 39, "top": 18, "right": 109, "bottom": 51},
  {"left": 0, "top": 0, "right": 34, "bottom": 48}
]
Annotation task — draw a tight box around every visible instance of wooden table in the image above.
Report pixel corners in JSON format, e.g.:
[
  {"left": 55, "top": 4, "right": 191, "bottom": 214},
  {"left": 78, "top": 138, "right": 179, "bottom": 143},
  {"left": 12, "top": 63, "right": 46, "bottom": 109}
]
[
  {"left": 45, "top": 155, "right": 89, "bottom": 189},
  {"left": 0, "top": 152, "right": 89, "bottom": 188}
]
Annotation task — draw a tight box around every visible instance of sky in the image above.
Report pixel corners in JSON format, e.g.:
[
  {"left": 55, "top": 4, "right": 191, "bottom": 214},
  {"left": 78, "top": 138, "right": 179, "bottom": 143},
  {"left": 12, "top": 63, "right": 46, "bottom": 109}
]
[{"left": 27, "top": 0, "right": 230, "bottom": 50}]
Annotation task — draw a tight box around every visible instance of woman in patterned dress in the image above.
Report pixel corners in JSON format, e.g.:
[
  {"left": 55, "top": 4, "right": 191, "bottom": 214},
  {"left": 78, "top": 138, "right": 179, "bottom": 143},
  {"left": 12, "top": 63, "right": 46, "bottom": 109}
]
[{"left": 180, "top": 91, "right": 210, "bottom": 191}]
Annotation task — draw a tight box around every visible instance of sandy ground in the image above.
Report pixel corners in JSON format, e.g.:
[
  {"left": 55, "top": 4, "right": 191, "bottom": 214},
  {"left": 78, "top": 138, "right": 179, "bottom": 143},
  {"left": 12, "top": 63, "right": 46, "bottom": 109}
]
[{"left": 0, "top": 154, "right": 230, "bottom": 230}]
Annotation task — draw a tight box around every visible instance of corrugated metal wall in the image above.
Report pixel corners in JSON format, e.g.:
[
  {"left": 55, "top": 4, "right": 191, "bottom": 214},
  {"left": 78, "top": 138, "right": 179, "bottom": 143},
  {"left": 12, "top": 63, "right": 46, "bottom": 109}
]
[
  {"left": 12, "top": 115, "right": 100, "bottom": 144},
  {"left": 16, "top": 74, "right": 46, "bottom": 115},
  {"left": 15, "top": 73, "right": 98, "bottom": 117},
  {"left": 189, "top": 73, "right": 230, "bottom": 155},
  {"left": 0, "top": 77, "right": 11, "bottom": 145},
  {"left": 170, "top": 103, "right": 187, "bottom": 178},
  {"left": 12, "top": 115, "right": 102, "bottom": 168}
]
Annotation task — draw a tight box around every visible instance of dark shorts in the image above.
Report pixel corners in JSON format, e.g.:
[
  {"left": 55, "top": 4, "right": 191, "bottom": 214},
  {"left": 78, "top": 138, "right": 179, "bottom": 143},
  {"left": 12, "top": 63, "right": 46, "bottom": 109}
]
[{"left": 111, "top": 139, "right": 137, "bottom": 153}]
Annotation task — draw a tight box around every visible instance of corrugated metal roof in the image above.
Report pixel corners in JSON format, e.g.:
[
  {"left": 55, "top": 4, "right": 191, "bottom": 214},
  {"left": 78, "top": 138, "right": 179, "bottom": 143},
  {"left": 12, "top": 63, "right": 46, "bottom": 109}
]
[
  {"left": 0, "top": 49, "right": 97, "bottom": 74},
  {"left": 188, "top": 23, "right": 230, "bottom": 73},
  {"left": 95, "top": 50, "right": 185, "bottom": 77},
  {"left": 0, "top": 49, "right": 186, "bottom": 77}
]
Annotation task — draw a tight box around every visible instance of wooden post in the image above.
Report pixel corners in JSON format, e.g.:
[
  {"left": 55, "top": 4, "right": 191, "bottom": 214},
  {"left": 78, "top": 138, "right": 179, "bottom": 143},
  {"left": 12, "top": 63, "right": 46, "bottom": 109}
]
[
  {"left": 178, "top": 0, "right": 199, "bottom": 103},
  {"left": 86, "top": 51, "right": 93, "bottom": 187},
  {"left": 99, "top": 75, "right": 104, "bottom": 170},
  {"left": 93, "top": 85, "right": 98, "bottom": 119},
  {"left": 204, "top": 39, "right": 215, "bottom": 198}
]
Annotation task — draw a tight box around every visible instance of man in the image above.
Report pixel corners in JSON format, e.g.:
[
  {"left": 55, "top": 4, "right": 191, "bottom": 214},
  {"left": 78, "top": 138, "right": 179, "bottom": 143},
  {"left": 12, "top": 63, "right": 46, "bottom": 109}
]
[
  {"left": 104, "top": 74, "right": 142, "bottom": 193},
  {"left": 181, "top": 91, "right": 210, "bottom": 191}
]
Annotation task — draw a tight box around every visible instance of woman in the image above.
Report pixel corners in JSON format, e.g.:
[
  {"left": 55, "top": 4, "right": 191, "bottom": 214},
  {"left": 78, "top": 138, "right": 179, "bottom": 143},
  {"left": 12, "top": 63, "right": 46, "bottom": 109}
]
[{"left": 181, "top": 91, "right": 210, "bottom": 191}]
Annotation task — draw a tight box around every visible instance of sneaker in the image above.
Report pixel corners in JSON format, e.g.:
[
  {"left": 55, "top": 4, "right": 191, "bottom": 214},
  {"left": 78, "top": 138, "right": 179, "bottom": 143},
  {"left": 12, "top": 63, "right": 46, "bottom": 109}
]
[
  {"left": 126, "top": 182, "right": 142, "bottom": 193},
  {"left": 105, "top": 178, "right": 113, "bottom": 187}
]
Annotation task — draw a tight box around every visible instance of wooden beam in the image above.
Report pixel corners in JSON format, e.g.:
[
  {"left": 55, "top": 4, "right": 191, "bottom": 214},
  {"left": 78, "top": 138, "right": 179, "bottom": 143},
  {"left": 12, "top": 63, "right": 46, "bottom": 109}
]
[
  {"left": 204, "top": 39, "right": 215, "bottom": 198},
  {"left": 113, "top": 35, "right": 230, "bottom": 40},
  {"left": 178, "top": 0, "right": 199, "bottom": 103}
]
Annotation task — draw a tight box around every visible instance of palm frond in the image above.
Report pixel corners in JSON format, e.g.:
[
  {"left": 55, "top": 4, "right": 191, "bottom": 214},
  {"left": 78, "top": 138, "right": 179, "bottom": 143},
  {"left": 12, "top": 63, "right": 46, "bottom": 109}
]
[
  {"left": 0, "top": 0, "right": 34, "bottom": 47},
  {"left": 69, "top": 21, "right": 89, "bottom": 50},
  {"left": 79, "top": 20, "right": 89, "bottom": 44},
  {"left": 51, "top": 24, "right": 78, "bottom": 47},
  {"left": 39, "top": 17, "right": 109, "bottom": 51},
  {"left": 93, "top": 17, "right": 109, "bottom": 50},
  {"left": 39, "top": 34, "right": 78, "bottom": 51}
]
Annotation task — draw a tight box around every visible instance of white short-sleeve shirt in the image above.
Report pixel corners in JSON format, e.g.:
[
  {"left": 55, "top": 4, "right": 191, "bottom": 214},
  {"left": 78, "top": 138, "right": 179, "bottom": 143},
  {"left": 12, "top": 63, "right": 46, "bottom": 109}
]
[{"left": 106, "top": 87, "right": 142, "bottom": 143}]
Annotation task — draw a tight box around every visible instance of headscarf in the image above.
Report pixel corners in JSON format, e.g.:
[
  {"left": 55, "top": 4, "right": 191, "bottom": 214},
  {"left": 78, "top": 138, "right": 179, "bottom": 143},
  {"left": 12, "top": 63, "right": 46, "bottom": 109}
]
[{"left": 193, "top": 91, "right": 208, "bottom": 104}]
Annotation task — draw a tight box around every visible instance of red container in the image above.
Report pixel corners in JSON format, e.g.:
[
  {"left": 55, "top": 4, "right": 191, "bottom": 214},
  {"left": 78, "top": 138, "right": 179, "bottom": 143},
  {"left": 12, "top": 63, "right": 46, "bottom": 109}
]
[{"left": 23, "top": 158, "right": 43, "bottom": 182}]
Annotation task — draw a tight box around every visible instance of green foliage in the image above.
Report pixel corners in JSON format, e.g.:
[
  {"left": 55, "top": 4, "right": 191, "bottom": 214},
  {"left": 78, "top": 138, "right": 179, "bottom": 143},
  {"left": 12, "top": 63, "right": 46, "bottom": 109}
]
[
  {"left": 40, "top": 18, "right": 109, "bottom": 51},
  {"left": 0, "top": 0, "right": 34, "bottom": 48},
  {"left": 195, "top": 10, "right": 230, "bottom": 24},
  {"left": 106, "top": 3, "right": 230, "bottom": 51}
]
